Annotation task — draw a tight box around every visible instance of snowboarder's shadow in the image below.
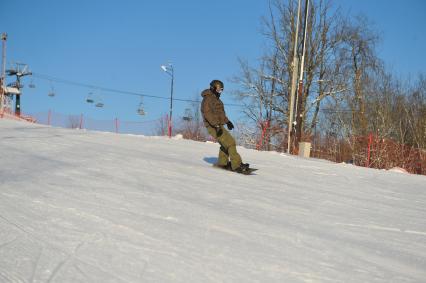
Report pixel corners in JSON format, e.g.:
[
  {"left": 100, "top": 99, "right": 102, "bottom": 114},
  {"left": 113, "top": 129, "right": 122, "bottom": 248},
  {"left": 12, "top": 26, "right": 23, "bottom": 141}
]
[{"left": 203, "top": 157, "right": 218, "bottom": 165}]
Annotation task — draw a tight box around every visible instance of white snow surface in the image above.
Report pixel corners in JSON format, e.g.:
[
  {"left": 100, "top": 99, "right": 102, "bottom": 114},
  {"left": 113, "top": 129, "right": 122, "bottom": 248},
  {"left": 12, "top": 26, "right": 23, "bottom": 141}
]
[{"left": 0, "top": 119, "right": 425, "bottom": 283}]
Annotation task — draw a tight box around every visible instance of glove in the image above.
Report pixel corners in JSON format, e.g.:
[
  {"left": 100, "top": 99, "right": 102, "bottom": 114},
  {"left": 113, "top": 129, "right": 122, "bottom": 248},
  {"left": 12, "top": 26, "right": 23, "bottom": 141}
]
[
  {"left": 226, "top": 121, "right": 234, "bottom": 130},
  {"left": 215, "top": 126, "right": 223, "bottom": 137}
]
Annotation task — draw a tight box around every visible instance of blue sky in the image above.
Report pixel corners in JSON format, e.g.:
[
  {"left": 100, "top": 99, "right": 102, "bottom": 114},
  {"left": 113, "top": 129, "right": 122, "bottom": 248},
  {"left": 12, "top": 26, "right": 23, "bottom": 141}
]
[{"left": 1, "top": 0, "right": 425, "bottom": 129}]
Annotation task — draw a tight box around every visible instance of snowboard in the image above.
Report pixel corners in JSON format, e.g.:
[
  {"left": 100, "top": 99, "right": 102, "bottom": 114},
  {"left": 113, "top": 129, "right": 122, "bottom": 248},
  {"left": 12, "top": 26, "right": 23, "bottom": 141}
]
[{"left": 213, "top": 164, "right": 258, "bottom": 175}]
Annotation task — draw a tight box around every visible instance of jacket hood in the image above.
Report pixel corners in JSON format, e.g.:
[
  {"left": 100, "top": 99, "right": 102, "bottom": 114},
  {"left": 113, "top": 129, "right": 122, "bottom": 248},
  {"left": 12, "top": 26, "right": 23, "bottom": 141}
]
[{"left": 201, "top": 88, "right": 213, "bottom": 97}]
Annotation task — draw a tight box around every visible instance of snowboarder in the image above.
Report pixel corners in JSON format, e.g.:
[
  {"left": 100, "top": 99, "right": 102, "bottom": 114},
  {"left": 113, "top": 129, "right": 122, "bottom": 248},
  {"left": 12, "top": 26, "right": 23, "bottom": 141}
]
[{"left": 201, "top": 79, "right": 250, "bottom": 173}]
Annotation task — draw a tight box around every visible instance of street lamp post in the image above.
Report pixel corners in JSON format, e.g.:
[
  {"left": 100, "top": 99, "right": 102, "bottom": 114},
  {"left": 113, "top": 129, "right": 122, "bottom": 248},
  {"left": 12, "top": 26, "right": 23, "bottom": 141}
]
[{"left": 161, "top": 63, "right": 174, "bottom": 138}]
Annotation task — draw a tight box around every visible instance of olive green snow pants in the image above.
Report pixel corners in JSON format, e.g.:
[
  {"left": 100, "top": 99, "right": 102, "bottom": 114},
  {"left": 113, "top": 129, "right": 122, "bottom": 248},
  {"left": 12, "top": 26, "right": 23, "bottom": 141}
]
[{"left": 207, "top": 125, "right": 242, "bottom": 170}]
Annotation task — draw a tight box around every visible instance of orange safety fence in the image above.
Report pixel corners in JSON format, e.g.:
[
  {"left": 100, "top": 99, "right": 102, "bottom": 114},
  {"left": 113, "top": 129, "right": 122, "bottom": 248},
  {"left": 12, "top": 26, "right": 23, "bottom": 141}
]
[
  {"left": 252, "top": 123, "right": 425, "bottom": 175},
  {"left": 310, "top": 134, "right": 425, "bottom": 175},
  {"left": 1, "top": 110, "right": 163, "bottom": 136},
  {"left": 0, "top": 108, "right": 36, "bottom": 122}
]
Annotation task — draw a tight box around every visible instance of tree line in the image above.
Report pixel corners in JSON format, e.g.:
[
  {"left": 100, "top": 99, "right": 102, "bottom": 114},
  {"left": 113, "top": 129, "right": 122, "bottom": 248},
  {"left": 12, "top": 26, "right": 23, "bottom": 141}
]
[{"left": 228, "top": 0, "right": 424, "bottom": 171}]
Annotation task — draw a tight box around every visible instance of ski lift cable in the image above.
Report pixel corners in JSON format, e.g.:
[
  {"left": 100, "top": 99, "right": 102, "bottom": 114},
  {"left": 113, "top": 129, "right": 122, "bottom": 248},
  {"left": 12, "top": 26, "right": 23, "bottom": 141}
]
[{"left": 32, "top": 72, "right": 243, "bottom": 107}]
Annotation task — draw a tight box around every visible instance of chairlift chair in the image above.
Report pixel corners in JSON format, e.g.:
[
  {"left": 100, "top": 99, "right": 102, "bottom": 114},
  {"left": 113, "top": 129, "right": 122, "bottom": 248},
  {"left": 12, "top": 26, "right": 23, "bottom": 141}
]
[
  {"left": 47, "top": 87, "right": 55, "bottom": 97},
  {"left": 86, "top": 92, "right": 94, "bottom": 103},
  {"left": 137, "top": 98, "right": 146, "bottom": 115},
  {"left": 48, "top": 80, "right": 55, "bottom": 97},
  {"left": 137, "top": 103, "right": 145, "bottom": 115},
  {"left": 137, "top": 107, "right": 145, "bottom": 115},
  {"left": 94, "top": 90, "right": 104, "bottom": 107},
  {"left": 183, "top": 108, "right": 193, "bottom": 121},
  {"left": 28, "top": 79, "right": 36, "bottom": 89}
]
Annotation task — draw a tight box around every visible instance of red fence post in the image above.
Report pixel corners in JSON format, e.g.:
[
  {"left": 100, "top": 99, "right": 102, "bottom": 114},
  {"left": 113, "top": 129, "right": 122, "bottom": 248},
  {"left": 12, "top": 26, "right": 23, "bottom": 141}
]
[
  {"left": 265, "top": 120, "right": 270, "bottom": 149},
  {"left": 115, "top": 118, "right": 119, "bottom": 133},
  {"left": 366, "top": 133, "right": 373, "bottom": 167},
  {"left": 47, "top": 109, "right": 51, "bottom": 125},
  {"left": 164, "top": 114, "right": 167, "bottom": 136},
  {"left": 256, "top": 121, "right": 267, "bottom": 150},
  {"left": 79, "top": 114, "right": 83, "bottom": 129},
  {"left": 415, "top": 151, "right": 422, "bottom": 174}
]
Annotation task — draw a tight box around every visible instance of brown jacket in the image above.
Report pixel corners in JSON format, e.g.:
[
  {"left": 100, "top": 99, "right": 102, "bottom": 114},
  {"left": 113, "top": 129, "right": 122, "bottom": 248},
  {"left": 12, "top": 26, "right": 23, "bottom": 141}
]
[{"left": 200, "top": 89, "right": 229, "bottom": 127}]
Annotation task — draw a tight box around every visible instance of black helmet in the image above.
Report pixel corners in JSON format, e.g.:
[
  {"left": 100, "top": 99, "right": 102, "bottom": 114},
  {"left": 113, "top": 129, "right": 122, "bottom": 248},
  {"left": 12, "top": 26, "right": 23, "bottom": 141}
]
[{"left": 210, "top": 79, "right": 224, "bottom": 91}]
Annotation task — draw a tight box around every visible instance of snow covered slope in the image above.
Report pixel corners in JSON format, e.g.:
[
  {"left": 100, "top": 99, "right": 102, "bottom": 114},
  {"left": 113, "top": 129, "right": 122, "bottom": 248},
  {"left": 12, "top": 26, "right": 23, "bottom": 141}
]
[{"left": 0, "top": 119, "right": 425, "bottom": 282}]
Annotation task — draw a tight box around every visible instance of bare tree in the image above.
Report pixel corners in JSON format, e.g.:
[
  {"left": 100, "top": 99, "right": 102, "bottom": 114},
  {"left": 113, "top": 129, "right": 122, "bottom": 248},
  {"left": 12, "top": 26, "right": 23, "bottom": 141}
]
[
  {"left": 154, "top": 115, "right": 168, "bottom": 136},
  {"left": 232, "top": 0, "right": 425, "bottom": 174},
  {"left": 232, "top": 55, "right": 284, "bottom": 150},
  {"left": 405, "top": 75, "right": 426, "bottom": 149},
  {"left": 338, "top": 15, "right": 380, "bottom": 137},
  {"left": 175, "top": 94, "right": 207, "bottom": 141},
  {"left": 67, "top": 115, "right": 80, "bottom": 129},
  {"left": 233, "top": 0, "right": 352, "bottom": 151}
]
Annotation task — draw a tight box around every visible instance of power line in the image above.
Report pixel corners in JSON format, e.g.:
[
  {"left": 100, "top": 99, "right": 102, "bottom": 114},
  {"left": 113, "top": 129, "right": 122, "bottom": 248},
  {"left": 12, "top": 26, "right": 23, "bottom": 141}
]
[
  {"left": 32, "top": 73, "right": 243, "bottom": 107},
  {"left": 32, "top": 73, "right": 355, "bottom": 112}
]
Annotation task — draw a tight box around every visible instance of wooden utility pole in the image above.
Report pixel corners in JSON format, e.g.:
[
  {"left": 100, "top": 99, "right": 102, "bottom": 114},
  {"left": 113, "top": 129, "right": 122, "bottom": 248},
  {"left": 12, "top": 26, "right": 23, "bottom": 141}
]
[
  {"left": 294, "top": 0, "right": 310, "bottom": 150},
  {"left": 287, "top": 0, "right": 302, "bottom": 153}
]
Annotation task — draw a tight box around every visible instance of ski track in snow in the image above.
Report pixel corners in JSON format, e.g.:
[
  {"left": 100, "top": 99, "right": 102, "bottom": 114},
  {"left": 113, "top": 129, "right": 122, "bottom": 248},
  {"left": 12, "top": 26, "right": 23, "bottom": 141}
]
[{"left": 0, "top": 119, "right": 425, "bottom": 282}]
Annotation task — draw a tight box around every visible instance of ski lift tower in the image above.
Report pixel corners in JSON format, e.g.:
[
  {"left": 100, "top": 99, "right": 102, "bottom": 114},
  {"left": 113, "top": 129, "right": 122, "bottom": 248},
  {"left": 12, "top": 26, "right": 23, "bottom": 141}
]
[
  {"left": 6, "top": 62, "right": 32, "bottom": 116},
  {"left": 0, "top": 32, "right": 7, "bottom": 114}
]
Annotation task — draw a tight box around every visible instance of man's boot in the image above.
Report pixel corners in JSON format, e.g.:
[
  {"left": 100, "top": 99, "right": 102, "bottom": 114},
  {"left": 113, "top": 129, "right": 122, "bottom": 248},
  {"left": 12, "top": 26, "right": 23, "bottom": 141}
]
[{"left": 234, "top": 163, "right": 250, "bottom": 173}]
